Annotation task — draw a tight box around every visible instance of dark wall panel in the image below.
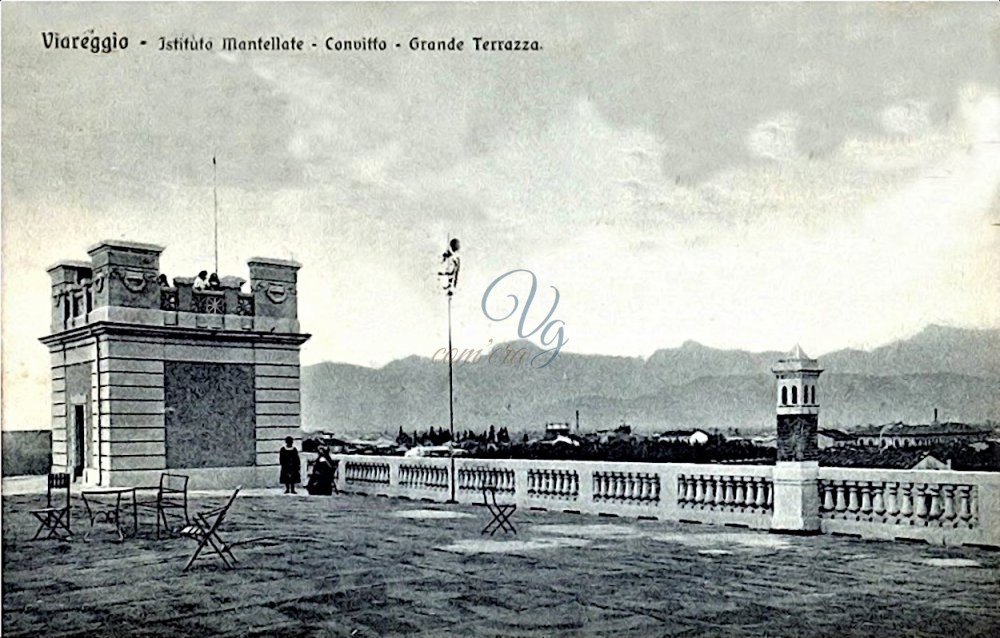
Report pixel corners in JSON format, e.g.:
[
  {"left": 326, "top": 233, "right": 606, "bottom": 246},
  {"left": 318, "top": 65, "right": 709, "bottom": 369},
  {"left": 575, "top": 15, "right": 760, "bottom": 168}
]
[{"left": 165, "top": 362, "right": 255, "bottom": 468}]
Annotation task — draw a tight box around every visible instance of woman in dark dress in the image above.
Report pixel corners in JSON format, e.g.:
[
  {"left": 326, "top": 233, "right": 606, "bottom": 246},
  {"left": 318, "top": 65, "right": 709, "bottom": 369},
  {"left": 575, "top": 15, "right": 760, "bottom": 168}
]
[
  {"left": 279, "top": 437, "right": 301, "bottom": 494},
  {"left": 306, "top": 446, "right": 336, "bottom": 496}
]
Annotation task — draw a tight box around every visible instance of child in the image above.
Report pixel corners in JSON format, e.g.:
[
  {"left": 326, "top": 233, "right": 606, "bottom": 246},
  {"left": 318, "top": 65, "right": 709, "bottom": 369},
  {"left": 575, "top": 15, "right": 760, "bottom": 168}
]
[{"left": 279, "top": 437, "right": 301, "bottom": 494}]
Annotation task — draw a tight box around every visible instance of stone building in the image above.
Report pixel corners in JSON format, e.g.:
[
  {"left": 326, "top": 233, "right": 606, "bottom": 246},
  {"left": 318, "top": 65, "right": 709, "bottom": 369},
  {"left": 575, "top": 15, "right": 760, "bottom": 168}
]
[{"left": 40, "top": 240, "right": 310, "bottom": 487}]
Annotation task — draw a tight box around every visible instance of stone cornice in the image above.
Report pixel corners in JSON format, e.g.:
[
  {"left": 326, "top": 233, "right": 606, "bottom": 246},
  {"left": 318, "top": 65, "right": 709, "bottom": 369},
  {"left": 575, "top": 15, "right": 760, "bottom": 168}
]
[{"left": 39, "top": 321, "right": 311, "bottom": 348}]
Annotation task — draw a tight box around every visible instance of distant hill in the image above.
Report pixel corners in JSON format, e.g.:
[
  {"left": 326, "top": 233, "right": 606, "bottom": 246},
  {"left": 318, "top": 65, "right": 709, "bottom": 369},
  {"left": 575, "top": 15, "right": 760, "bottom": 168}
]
[{"left": 301, "top": 325, "right": 1000, "bottom": 438}]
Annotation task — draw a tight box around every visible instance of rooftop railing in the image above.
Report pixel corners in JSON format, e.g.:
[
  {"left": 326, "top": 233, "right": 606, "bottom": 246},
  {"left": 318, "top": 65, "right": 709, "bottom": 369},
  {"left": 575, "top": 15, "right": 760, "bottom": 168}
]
[
  {"left": 337, "top": 455, "right": 776, "bottom": 530},
  {"left": 335, "top": 454, "right": 1000, "bottom": 547}
]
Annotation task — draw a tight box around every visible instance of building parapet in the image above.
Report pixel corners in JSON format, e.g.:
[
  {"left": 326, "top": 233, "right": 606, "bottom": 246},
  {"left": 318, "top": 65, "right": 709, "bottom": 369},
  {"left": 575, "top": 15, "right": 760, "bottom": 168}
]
[{"left": 47, "top": 240, "right": 300, "bottom": 334}]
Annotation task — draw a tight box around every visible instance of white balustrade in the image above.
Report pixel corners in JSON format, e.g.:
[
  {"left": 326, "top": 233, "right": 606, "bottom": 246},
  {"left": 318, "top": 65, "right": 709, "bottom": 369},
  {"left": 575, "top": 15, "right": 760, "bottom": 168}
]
[
  {"left": 527, "top": 468, "right": 579, "bottom": 500},
  {"left": 819, "top": 478, "right": 978, "bottom": 529},
  {"left": 458, "top": 466, "right": 516, "bottom": 493},
  {"left": 399, "top": 463, "right": 449, "bottom": 491},
  {"left": 334, "top": 456, "right": 998, "bottom": 547},
  {"left": 593, "top": 471, "right": 660, "bottom": 504},
  {"left": 344, "top": 461, "right": 391, "bottom": 485},
  {"left": 677, "top": 473, "right": 772, "bottom": 512}
]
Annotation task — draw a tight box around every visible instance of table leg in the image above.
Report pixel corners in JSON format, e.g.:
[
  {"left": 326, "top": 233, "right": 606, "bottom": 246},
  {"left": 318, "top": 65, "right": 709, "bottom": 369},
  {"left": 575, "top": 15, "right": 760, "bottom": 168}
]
[
  {"left": 130, "top": 489, "right": 138, "bottom": 538},
  {"left": 114, "top": 493, "right": 124, "bottom": 542}
]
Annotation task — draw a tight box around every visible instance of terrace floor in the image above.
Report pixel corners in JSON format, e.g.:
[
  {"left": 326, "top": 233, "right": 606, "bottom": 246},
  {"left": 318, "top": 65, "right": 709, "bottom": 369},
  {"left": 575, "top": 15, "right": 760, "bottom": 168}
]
[{"left": 2, "top": 477, "right": 999, "bottom": 638}]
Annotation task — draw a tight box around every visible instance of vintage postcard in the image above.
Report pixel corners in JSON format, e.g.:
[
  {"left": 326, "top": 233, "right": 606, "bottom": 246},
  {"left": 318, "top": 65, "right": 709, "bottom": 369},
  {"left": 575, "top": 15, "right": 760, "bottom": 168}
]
[{"left": 2, "top": 2, "right": 999, "bottom": 636}]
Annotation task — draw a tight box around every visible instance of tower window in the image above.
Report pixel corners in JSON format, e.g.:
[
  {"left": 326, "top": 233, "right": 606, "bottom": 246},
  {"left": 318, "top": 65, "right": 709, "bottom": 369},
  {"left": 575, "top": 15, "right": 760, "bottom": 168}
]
[
  {"left": 781, "top": 387, "right": 787, "bottom": 405},
  {"left": 791, "top": 386, "right": 798, "bottom": 404}
]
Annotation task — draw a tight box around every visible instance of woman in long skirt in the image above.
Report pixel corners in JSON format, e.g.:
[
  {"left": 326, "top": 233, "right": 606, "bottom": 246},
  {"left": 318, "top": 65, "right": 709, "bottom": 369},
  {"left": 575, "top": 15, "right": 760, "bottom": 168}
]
[{"left": 279, "top": 437, "right": 301, "bottom": 494}]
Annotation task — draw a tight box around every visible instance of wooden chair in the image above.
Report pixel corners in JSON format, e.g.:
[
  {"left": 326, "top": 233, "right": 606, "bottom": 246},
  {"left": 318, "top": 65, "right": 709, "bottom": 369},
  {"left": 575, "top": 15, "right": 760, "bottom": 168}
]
[
  {"left": 179, "top": 487, "right": 241, "bottom": 572},
  {"left": 481, "top": 485, "right": 516, "bottom": 536},
  {"left": 137, "top": 473, "right": 189, "bottom": 539},
  {"left": 30, "top": 473, "right": 73, "bottom": 540}
]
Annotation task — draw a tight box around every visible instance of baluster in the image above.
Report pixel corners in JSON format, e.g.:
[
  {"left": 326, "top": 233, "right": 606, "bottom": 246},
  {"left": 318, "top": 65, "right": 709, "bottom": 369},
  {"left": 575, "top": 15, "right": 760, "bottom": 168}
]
[
  {"left": 714, "top": 477, "right": 726, "bottom": 507},
  {"left": 871, "top": 483, "right": 885, "bottom": 517},
  {"left": 941, "top": 485, "right": 956, "bottom": 523},
  {"left": 860, "top": 482, "right": 873, "bottom": 516},
  {"left": 702, "top": 477, "right": 715, "bottom": 508},
  {"left": 846, "top": 482, "right": 860, "bottom": 516},
  {"left": 884, "top": 483, "right": 898, "bottom": 520},
  {"left": 744, "top": 478, "right": 758, "bottom": 509},
  {"left": 913, "top": 484, "right": 928, "bottom": 522},
  {"left": 722, "top": 476, "right": 736, "bottom": 507},
  {"left": 956, "top": 486, "right": 973, "bottom": 525},
  {"left": 820, "top": 482, "right": 834, "bottom": 511},
  {"left": 624, "top": 473, "right": 634, "bottom": 502},
  {"left": 734, "top": 477, "right": 747, "bottom": 509},
  {"left": 926, "top": 485, "right": 943, "bottom": 522},
  {"left": 755, "top": 478, "right": 767, "bottom": 509},
  {"left": 834, "top": 482, "right": 847, "bottom": 514},
  {"left": 692, "top": 476, "right": 704, "bottom": 504},
  {"left": 898, "top": 483, "right": 913, "bottom": 521},
  {"left": 677, "top": 476, "right": 689, "bottom": 504}
]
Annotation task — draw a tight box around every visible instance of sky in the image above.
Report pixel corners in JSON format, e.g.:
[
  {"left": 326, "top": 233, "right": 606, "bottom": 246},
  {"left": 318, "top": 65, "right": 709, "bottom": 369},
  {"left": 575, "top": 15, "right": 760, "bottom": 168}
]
[{"left": 3, "top": 2, "right": 1000, "bottom": 430}]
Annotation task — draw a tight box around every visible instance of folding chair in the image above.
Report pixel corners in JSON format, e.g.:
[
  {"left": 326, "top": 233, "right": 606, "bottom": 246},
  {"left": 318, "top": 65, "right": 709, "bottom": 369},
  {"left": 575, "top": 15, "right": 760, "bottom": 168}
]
[
  {"left": 481, "top": 485, "right": 516, "bottom": 536},
  {"left": 30, "top": 473, "right": 73, "bottom": 540},
  {"left": 179, "top": 487, "right": 241, "bottom": 572},
  {"left": 137, "top": 473, "right": 189, "bottom": 539}
]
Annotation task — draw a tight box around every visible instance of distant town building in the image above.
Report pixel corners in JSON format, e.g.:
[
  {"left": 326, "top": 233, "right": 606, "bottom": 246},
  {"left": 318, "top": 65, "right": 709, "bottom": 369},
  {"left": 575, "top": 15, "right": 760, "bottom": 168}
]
[
  {"left": 817, "top": 428, "right": 854, "bottom": 449},
  {"left": 41, "top": 240, "right": 309, "bottom": 487},
  {"left": 544, "top": 422, "right": 572, "bottom": 440},
  {"left": 657, "top": 429, "right": 710, "bottom": 445},
  {"left": 850, "top": 419, "right": 991, "bottom": 449}
]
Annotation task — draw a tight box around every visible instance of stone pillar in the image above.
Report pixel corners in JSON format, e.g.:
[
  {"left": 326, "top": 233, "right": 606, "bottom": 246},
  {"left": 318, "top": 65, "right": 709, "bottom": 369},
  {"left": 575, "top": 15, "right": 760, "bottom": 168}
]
[
  {"left": 248, "top": 257, "right": 300, "bottom": 320},
  {"left": 771, "top": 345, "right": 823, "bottom": 534},
  {"left": 87, "top": 240, "right": 164, "bottom": 310},
  {"left": 46, "top": 261, "right": 92, "bottom": 332}
]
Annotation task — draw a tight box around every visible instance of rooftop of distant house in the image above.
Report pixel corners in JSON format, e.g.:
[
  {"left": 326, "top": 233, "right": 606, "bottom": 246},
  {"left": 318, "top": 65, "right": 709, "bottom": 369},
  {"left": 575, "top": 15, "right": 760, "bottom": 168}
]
[
  {"left": 852, "top": 422, "right": 993, "bottom": 437},
  {"left": 818, "top": 446, "right": 951, "bottom": 470}
]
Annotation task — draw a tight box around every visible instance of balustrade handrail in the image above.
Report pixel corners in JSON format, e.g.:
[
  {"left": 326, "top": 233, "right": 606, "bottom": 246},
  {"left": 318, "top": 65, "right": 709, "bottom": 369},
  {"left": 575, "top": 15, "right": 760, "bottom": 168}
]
[{"left": 819, "top": 467, "right": 1000, "bottom": 485}]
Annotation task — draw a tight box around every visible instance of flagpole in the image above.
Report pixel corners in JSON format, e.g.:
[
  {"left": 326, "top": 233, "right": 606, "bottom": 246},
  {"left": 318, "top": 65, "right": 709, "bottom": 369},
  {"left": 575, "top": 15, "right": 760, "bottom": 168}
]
[
  {"left": 212, "top": 155, "right": 219, "bottom": 274},
  {"left": 448, "top": 291, "right": 456, "bottom": 503}
]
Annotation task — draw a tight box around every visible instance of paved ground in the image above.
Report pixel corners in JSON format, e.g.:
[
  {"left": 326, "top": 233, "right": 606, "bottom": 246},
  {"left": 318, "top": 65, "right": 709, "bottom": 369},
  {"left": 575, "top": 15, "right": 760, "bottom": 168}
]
[{"left": 2, "top": 478, "right": 999, "bottom": 637}]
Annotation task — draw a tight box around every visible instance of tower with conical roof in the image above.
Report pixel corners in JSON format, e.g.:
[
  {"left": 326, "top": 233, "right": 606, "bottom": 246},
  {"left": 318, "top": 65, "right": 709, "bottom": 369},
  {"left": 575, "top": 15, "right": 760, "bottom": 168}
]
[{"left": 770, "top": 345, "right": 823, "bottom": 533}]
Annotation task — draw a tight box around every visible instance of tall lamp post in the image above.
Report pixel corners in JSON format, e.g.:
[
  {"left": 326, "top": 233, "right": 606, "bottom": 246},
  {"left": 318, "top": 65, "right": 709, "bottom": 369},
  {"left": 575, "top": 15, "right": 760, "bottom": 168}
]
[{"left": 439, "top": 237, "right": 461, "bottom": 503}]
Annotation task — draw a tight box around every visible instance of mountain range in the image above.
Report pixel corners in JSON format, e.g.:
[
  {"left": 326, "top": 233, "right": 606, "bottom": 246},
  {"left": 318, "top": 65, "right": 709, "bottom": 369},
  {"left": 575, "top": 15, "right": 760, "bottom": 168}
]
[{"left": 301, "top": 325, "right": 1000, "bottom": 438}]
